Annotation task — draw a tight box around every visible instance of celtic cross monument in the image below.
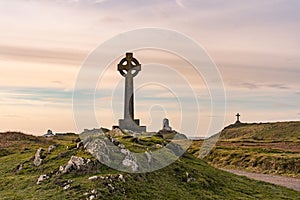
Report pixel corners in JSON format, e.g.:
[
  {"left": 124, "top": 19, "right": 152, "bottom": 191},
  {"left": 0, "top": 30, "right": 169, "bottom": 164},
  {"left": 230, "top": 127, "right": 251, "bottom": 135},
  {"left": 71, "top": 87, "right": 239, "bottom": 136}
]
[{"left": 117, "top": 52, "right": 146, "bottom": 132}]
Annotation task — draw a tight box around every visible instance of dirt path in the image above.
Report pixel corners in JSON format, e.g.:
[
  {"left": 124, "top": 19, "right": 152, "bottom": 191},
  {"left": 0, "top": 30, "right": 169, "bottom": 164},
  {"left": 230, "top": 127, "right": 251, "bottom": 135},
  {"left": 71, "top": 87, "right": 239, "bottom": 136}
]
[{"left": 221, "top": 169, "right": 300, "bottom": 192}]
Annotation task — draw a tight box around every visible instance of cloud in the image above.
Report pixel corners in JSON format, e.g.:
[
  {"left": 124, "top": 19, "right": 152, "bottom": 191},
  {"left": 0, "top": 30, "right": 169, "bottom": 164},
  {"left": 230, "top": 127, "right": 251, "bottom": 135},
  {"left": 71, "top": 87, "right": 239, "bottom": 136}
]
[
  {"left": 93, "top": 0, "right": 109, "bottom": 3},
  {"left": 0, "top": 87, "right": 73, "bottom": 107},
  {"left": 175, "top": 0, "right": 185, "bottom": 8},
  {"left": 52, "top": 81, "right": 63, "bottom": 85},
  {"left": 2, "top": 114, "right": 24, "bottom": 118},
  {"left": 0, "top": 45, "right": 87, "bottom": 66},
  {"left": 98, "top": 16, "right": 123, "bottom": 23},
  {"left": 231, "top": 81, "right": 290, "bottom": 90},
  {"left": 267, "top": 84, "right": 289, "bottom": 90}
]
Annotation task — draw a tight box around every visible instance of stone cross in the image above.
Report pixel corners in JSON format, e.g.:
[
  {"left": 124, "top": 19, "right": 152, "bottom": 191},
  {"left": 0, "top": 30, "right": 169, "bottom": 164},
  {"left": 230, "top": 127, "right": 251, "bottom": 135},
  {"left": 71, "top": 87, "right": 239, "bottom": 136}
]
[
  {"left": 236, "top": 113, "right": 241, "bottom": 123},
  {"left": 117, "top": 53, "right": 146, "bottom": 132}
]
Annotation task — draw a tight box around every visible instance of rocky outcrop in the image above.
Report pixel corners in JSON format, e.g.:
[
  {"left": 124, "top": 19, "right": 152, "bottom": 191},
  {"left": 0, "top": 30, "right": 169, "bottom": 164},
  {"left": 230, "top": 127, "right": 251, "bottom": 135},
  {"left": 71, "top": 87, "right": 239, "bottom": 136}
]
[
  {"left": 33, "top": 148, "right": 45, "bottom": 166},
  {"left": 107, "top": 128, "right": 125, "bottom": 137},
  {"left": 59, "top": 156, "right": 91, "bottom": 174},
  {"left": 121, "top": 148, "right": 139, "bottom": 172},
  {"left": 80, "top": 129, "right": 186, "bottom": 173}
]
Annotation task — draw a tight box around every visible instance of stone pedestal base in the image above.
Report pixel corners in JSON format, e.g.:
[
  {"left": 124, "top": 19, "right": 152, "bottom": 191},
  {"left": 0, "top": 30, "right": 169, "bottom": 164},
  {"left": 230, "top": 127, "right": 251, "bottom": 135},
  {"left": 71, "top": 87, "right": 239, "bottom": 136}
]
[{"left": 119, "top": 119, "right": 146, "bottom": 133}]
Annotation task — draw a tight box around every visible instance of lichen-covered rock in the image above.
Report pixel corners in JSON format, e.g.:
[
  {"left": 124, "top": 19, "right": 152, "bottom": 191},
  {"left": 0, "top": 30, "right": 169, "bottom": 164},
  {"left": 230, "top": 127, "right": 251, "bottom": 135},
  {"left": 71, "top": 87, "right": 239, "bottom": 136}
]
[
  {"left": 81, "top": 129, "right": 185, "bottom": 173},
  {"left": 108, "top": 128, "right": 125, "bottom": 137},
  {"left": 145, "top": 151, "right": 152, "bottom": 163},
  {"left": 33, "top": 148, "right": 45, "bottom": 166},
  {"left": 121, "top": 149, "right": 138, "bottom": 172},
  {"left": 60, "top": 156, "right": 90, "bottom": 174}
]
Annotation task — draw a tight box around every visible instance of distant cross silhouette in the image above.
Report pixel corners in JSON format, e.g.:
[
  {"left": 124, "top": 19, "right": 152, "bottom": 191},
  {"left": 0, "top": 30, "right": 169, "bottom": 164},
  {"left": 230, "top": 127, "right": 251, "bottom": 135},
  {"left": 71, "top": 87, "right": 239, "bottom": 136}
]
[{"left": 236, "top": 113, "right": 241, "bottom": 123}]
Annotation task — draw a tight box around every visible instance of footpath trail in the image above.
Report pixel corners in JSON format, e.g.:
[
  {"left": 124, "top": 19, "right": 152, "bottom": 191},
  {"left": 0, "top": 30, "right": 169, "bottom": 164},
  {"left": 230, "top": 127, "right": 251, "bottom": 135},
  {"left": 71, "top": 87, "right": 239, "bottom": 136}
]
[{"left": 221, "top": 169, "right": 300, "bottom": 192}]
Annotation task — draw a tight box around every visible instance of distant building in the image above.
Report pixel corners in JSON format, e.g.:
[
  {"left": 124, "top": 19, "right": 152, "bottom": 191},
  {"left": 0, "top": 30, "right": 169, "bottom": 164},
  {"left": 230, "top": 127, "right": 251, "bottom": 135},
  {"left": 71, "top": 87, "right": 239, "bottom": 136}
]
[
  {"left": 43, "top": 129, "right": 54, "bottom": 137},
  {"left": 162, "top": 118, "right": 172, "bottom": 131}
]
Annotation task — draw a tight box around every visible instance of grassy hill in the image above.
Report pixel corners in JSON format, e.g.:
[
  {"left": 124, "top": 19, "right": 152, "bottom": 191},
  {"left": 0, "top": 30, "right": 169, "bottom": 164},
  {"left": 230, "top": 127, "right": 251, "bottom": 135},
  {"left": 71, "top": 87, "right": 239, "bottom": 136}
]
[
  {"left": 221, "top": 121, "right": 300, "bottom": 141},
  {"left": 0, "top": 131, "right": 299, "bottom": 199},
  {"left": 195, "top": 121, "right": 300, "bottom": 178}
]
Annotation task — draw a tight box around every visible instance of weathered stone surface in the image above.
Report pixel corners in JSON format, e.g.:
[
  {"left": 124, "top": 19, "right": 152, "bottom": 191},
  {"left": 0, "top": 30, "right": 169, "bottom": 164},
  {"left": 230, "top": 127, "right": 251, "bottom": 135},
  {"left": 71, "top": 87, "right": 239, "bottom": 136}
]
[
  {"left": 61, "top": 180, "right": 73, "bottom": 190},
  {"left": 118, "top": 143, "right": 125, "bottom": 149},
  {"left": 37, "top": 174, "right": 49, "bottom": 184},
  {"left": 76, "top": 141, "right": 84, "bottom": 149},
  {"left": 14, "top": 164, "right": 23, "bottom": 172},
  {"left": 60, "top": 156, "right": 90, "bottom": 174},
  {"left": 81, "top": 128, "right": 186, "bottom": 173},
  {"left": 145, "top": 151, "right": 152, "bottom": 163},
  {"left": 118, "top": 174, "right": 125, "bottom": 182},
  {"left": 121, "top": 149, "right": 138, "bottom": 172},
  {"left": 88, "top": 176, "right": 98, "bottom": 181},
  {"left": 33, "top": 148, "right": 45, "bottom": 166},
  {"left": 186, "top": 172, "right": 196, "bottom": 183},
  {"left": 162, "top": 118, "right": 172, "bottom": 131},
  {"left": 47, "top": 145, "right": 56, "bottom": 153},
  {"left": 116, "top": 53, "right": 146, "bottom": 133},
  {"left": 59, "top": 165, "right": 64, "bottom": 172},
  {"left": 63, "top": 184, "right": 70, "bottom": 190},
  {"left": 108, "top": 128, "right": 125, "bottom": 137}
]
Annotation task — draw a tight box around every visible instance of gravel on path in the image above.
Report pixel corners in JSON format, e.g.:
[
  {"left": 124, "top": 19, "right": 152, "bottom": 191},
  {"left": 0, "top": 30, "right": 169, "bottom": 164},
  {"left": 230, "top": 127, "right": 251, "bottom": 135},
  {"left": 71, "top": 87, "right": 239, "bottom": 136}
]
[{"left": 221, "top": 168, "right": 300, "bottom": 192}]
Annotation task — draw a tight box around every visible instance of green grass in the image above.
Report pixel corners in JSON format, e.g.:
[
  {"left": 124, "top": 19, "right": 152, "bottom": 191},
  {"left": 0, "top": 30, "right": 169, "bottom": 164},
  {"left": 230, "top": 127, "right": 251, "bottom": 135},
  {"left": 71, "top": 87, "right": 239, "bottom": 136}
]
[
  {"left": 191, "top": 121, "right": 300, "bottom": 178},
  {"left": 204, "top": 147, "right": 300, "bottom": 177},
  {"left": 0, "top": 131, "right": 299, "bottom": 199},
  {"left": 221, "top": 121, "right": 300, "bottom": 141}
]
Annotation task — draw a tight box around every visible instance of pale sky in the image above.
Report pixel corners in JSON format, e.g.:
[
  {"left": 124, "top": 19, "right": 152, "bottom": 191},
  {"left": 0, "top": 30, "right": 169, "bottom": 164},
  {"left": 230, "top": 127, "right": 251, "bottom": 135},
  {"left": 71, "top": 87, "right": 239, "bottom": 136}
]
[{"left": 0, "top": 0, "right": 299, "bottom": 136}]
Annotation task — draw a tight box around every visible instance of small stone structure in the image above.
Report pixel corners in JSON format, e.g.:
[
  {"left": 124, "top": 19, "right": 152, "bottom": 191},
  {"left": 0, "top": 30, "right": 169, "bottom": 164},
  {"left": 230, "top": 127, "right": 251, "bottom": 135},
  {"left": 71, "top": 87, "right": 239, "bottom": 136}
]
[{"left": 162, "top": 118, "right": 172, "bottom": 131}]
